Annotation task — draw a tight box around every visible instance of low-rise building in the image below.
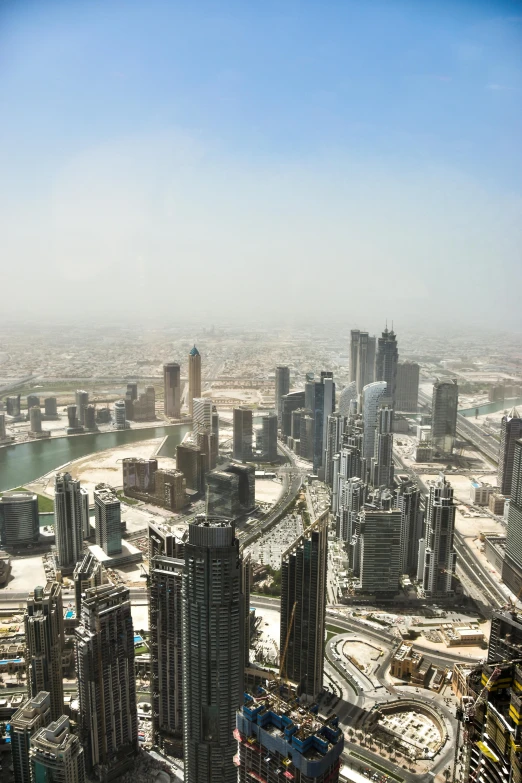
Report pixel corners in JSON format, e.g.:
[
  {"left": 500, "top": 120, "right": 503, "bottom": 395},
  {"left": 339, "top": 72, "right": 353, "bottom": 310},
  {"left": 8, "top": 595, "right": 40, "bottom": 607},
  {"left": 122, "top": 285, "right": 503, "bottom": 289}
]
[
  {"left": 489, "top": 493, "right": 506, "bottom": 516},
  {"left": 470, "top": 480, "right": 496, "bottom": 506},
  {"left": 440, "top": 623, "right": 485, "bottom": 647}
]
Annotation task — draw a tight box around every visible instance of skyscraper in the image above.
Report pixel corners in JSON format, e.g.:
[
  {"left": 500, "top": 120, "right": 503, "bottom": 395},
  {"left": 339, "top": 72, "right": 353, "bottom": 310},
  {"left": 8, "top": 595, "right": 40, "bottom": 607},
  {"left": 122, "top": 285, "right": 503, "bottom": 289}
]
[
  {"left": 73, "top": 552, "right": 105, "bottom": 615},
  {"left": 75, "top": 390, "right": 89, "bottom": 426},
  {"left": 182, "top": 516, "right": 245, "bottom": 783},
  {"left": 305, "top": 372, "right": 336, "bottom": 475},
  {"left": 395, "top": 361, "right": 420, "bottom": 411},
  {"left": 94, "top": 484, "right": 122, "bottom": 556},
  {"left": 338, "top": 381, "right": 357, "bottom": 416},
  {"left": 350, "top": 329, "right": 360, "bottom": 384},
  {"left": 281, "top": 390, "right": 306, "bottom": 437},
  {"left": 261, "top": 412, "right": 278, "bottom": 462},
  {"left": 193, "top": 396, "right": 213, "bottom": 437},
  {"left": 431, "top": 379, "right": 458, "bottom": 455},
  {"left": 75, "top": 584, "right": 138, "bottom": 779},
  {"left": 10, "top": 691, "right": 51, "bottom": 783},
  {"left": 29, "top": 406, "right": 42, "bottom": 434},
  {"left": 375, "top": 326, "right": 399, "bottom": 405},
  {"left": 370, "top": 405, "right": 394, "bottom": 489},
  {"left": 113, "top": 398, "right": 127, "bottom": 429},
  {"left": 394, "top": 476, "right": 423, "bottom": 575},
  {"left": 503, "top": 439, "right": 522, "bottom": 595},
  {"left": 0, "top": 491, "right": 39, "bottom": 547},
  {"left": 359, "top": 505, "right": 402, "bottom": 594},
  {"left": 275, "top": 366, "right": 290, "bottom": 424},
  {"left": 421, "top": 474, "right": 457, "bottom": 597},
  {"left": 176, "top": 442, "right": 207, "bottom": 492},
  {"left": 337, "top": 476, "right": 366, "bottom": 543},
  {"left": 54, "top": 473, "right": 84, "bottom": 572},
  {"left": 188, "top": 345, "right": 202, "bottom": 416},
  {"left": 280, "top": 511, "right": 328, "bottom": 699},
  {"left": 25, "top": 583, "right": 64, "bottom": 721},
  {"left": 356, "top": 332, "right": 376, "bottom": 395},
  {"left": 164, "top": 362, "right": 181, "bottom": 418},
  {"left": 233, "top": 406, "right": 253, "bottom": 461},
  {"left": 498, "top": 408, "right": 522, "bottom": 496},
  {"left": 30, "top": 716, "right": 86, "bottom": 783},
  {"left": 361, "top": 381, "right": 387, "bottom": 461},
  {"left": 0, "top": 412, "right": 7, "bottom": 439},
  {"left": 206, "top": 464, "right": 255, "bottom": 518}
]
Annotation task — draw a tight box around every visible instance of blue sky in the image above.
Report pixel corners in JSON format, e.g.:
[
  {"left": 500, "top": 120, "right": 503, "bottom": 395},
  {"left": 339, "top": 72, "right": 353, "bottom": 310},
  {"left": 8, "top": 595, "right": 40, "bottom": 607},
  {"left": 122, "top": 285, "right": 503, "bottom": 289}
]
[{"left": 1, "top": 0, "right": 521, "bottom": 328}]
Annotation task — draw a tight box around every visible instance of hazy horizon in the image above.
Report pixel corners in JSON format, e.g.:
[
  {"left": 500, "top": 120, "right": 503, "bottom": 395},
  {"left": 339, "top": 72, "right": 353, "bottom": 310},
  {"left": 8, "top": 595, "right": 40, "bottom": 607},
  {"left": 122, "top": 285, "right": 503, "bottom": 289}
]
[{"left": 1, "top": 0, "right": 521, "bottom": 330}]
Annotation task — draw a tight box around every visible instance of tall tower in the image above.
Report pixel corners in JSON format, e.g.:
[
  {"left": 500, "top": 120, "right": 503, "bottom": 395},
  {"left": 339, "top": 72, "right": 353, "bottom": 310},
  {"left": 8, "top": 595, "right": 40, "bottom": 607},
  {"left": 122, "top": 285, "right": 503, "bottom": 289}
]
[
  {"left": 75, "top": 584, "right": 138, "bottom": 779},
  {"left": 75, "top": 390, "right": 89, "bottom": 426},
  {"left": 361, "top": 381, "right": 387, "bottom": 460},
  {"left": 233, "top": 406, "right": 253, "bottom": 461},
  {"left": 188, "top": 345, "right": 202, "bottom": 416},
  {"left": 395, "top": 361, "right": 420, "bottom": 411},
  {"left": 395, "top": 477, "right": 423, "bottom": 575},
  {"left": 54, "top": 473, "right": 84, "bottom": 572},
  {"left": 503, "top": 439, "right": 522, "bottom": 595},
  {"left": 275, "top": 366, "right": 290, "bottom": 425},
  {"left": 280, "top": 511, "right": 328, "bottom": 700},
  {"left": 30, "top": 716, "right": 86, "bottom": 783},
  {"left": 431, "top": 379, "right": 458, "bottom": 455},
  {"left": 370, "top": 406, "right": 394, "bottom": 489},
  {"left": 182, "top": 516, "right": 245, "bottom": 783},
  {"left": 10, "top": 691, "right": 52, "bottom": 783},
  {"left": 261, "top": 412, "right": 278, "bottom": 462},
  {"left": 375, "top": 326, "right": 399, "bottom": 405},
  {"left": 421, "top": 474, "right": 457, "bottom": 597},
  {"left": 25, "top": 582, "right": 64, "bottom": 721},
  {"left": 356, "top": 332, "right": 376, "bottom": 395},
  {"left": 350, "top": 329, "right": 360, "bottom": 384},
  {"left": 94, "top": 484, "right": 122, "bottom": 556},
  {"left": 193, "top": 397, "right": 213, "bottom": 437},
  {"left": 498, "top": 408, "right": 522, "bottom": 496},
  {"left": 164, "top": 363, "right": 181, "bottom": 419},
  {"left": 359, "top": 506, "right": 402, "bottom": 594}
]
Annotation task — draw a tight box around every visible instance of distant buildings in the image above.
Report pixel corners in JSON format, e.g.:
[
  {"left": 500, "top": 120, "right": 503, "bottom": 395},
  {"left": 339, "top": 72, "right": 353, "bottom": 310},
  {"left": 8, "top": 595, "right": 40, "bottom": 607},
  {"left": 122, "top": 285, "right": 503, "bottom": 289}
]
[
  {"left": 275, "top": 366, "right": 290, "bottom": 424},
  {"left": 420, "top": 474, "right": 457, "bottom": 597},
  {"left": 431, "top": 379, "right": 458, "bottom": 455},
  {"left": 206, "top": 464, "right": 255, "bottom": 518},
  {"left": 193, "top": 397, "right": 213, "bottom": 437},
  {"left": 280, "top": 512, "right": 327, "bottom": 699},
  {"left": 182, "top": 516, "right": 245, "bottom": 783},
  {"left": 25, "top": 582, "right": 64, "bottom": 721},
  {"left": 44, "top": 397, "right": 58, "bottom": 418},
  {"left": 503, "top": 439, "right": 522, "bottom": 595},
  {"left": 94, "top": 484, "right": 122, "bottom": 557},
  {"left": 75, "top": 390, "right": 89, "bottom": 426},
  {"left": 6, "top": 394, "right": 21, "bottom": 417},
  {"left": 128, "top": 385, "right": 156, "bottom": 421},
  {"left": 375, "top": 326, "right": 399, "bottom": 405},
  {"left": 9, "top": 691, "right": 51, "bottom": 783},
  {"left": 395, "top": 361, "right": 420, "bottom": 412},
  {"left": 498, "top": 408, "right": 522, "bottom": 496},
  {"left": 113, "top": 398, "right": 127, "bottom": 429},
  {"left": 122, "top": 457, "right": 158, "bottom": 494},
  {"left": 26, "top": 394, "right": 40, "bottom": 411},
  {"left": 350, "top": 330, "right": 377, "bottom": 395},
  {"left": 164, "top": 363, "right": 181, "bottom": 419},
  {"left": 233, "top": 406, "right": 253, "bottom": 461},
  {"left": 30, "top": 715, "right": 86, "bottom": 783},
  {"left": 305, "top": 372, "right": 336, "bottom": 475},
  {"left": 54, "top": 473, "right": 86, "bottom": 573},
  {"left": 338, "top": 381, "right": 357, "bottom": 416},
  {"left": 0, "top": 491, "right": 39, "bottom": 547},
  {"left": 281, "top": 390, "right": 305, "bottom": 438},
  {"left": 188, "top": 345, "right": 201, "bottom": 416},
  {"left": 260, "top": 412, "right": 278, "bottom": 462}
]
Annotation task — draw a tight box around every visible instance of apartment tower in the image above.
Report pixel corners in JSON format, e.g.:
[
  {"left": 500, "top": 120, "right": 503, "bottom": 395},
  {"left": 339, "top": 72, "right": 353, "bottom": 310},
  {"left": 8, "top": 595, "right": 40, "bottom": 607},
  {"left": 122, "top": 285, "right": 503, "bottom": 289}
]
[
  {"left": 25, "top": 582, "right": 64, "bottom": 721},
  {"left": 54, "top": 473, "right": 86, "bottom": 572},
  {"left": 0, "top": 491, "right": 39, "bottom": 547},
  {"left": 421, "top": 474, "right": 457, "bottom": 597},
  {"left": 10, "top": 691, "right": 51, "bottom": 783},
  {"left": 93, "top": 483, "right": 122, "bottom": 556},
  {"left": 503, "top": 439, "right": 522, "bottom": 595},
  {"left": 30, "top": 716, "right": 85, "bottom": 783}
]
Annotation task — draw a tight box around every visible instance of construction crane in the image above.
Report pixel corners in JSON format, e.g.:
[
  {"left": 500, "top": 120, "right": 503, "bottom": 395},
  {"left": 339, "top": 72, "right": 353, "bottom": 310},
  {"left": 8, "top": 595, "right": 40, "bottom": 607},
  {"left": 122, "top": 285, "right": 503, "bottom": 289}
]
[{"left": 279, "top": 601, "right": 297, "bottom": 686}]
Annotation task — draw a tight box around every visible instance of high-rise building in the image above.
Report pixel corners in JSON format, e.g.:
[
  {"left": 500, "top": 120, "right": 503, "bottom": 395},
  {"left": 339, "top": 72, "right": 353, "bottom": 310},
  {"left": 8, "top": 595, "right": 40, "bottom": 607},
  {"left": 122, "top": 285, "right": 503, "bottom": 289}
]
[
  {"left": 73, "top": 552, "right": 105, "bottom": 615},
  {"left": 487, "top": 609, "right": 522, "bottom": 664},
  {"left": 176, "top": 442, "right": 207, "bottom": 492},
  {"left": 6, "top": 394, "right": 21, "bottom": 416},
  {"left": 66, "top": 405, "right": 78, "bottom": 429},
  {"left": 25, "top": 582, "right": 64, "bottom": 721},
  {"left": 275, "top": 366, "right": 290, "bottom": 424},
  {"left": 324, "top": 412, "right": 345, "bottom": 487},
  {"left": 350, "top": 330, "right": 360, "bottom": 384},
  {"left": 236, "top": 687, "right": 344, "bottom": 783},
  {"left": 149, "top": 553, "right": 184, "bottom": 756},
  {"left": 233, "top": 406, "right": 253, "bottom": 461},
  {"left": 54, "top": 473, "right": 84, "bottom": 572},
  {"left": 0, "top": 491, "right": 39, "bottom": 547},
  {"left": 164, "top": 363, "right": 181, "bottom": 419},
  {"left": 394, "top": 477, "right": 423, "bottom": 575},
  {"left": 337, "top": 476, "right": 366, "bottom": 543},
  {"left": 44, "top": 397, "right": 58, "bottom": 418},
  {"left": 430, "top": 379, "right": 458, "bottom": 455},
  {"left": 305, "top": 372, "right": 336, "bottom": 475},
  {"left": 193, "top": 396, "right": 213, "bottom": 437},
  {"left": 421, "top": 474, "right": 457, "bottom": 597},
  {"left": 503, "top": 440, "right": 522, "bottom": 595},
  {"left": 395, "top": 361, "right": 420, "bottom": 412},
  {"left": 362, "top": 381, "right": 387, "bottom": 461},
  {"left": 79, "top": 486, "right": 90, "bottom": 538},
  {"left": 29, "top": 405, "right": 43, "bottom": 434},
  {"left": 113, "top": 398, "right": 127, "bottom": 429},
  {"left": 154, "top": 468, "right": 187, "bottom": 511},
  {"left": 27, "top": 394, "right": 40, "bottom": 411},
  {"left": 261, "top": 412, "right": 278, "bottom": 462},
  {"left": 122, "top": 457, "right": 158, "bottom": 495},
  {"left": 30, "top": 715, "right": 86, "bottom": 783},
  {"left": 188, "top": 345, "right": 202, "bottom": 416},
  {"left": 83, "top": 404, "right": 96, "bottom": 430},
  {"left": 182, "top": 516, "right": 245, "bottom": 783},
  {"left": 132, "top": 385, "right": 156, "bottom": 421},
  {"left": 75, "top": 390, "right": 89, "bottom": 426},
  {"left": 75, "top": 584, "right": 138, "bottom": 779},
  {"left": 375, "top": 326, "right": 399, "bottom": 405},
  {"left": 280, "top": 511, "right": 328, "bottom": 699},
  {"left": 126, "top": 381, "right": 138, "bottom": 401},
  {"left": 359, "top": 506, "right": 402, "bottom": 594},
  {"left": 338, "top": 381, "right": 357, "bottom": 416},
  {"left": 370, "top": 406, "right": 394, "bottom": 489},
  {"left": 10, "top": 691, "right": 52, "bottom": 783},
  {"left": 356, "top": 332, "right": 376, "bottom": 395},
  {"left": 0, "top": 412, "right": 6, "bottom": 439},
  {"left": 94, "top": 484, "right": 122, "bottom": 556},
  {"left": 498, "top": 408, "right": 522, "bottom": 496},
  {"left": 206, "top": 464, "right": 255, "bottom": 519},
  {"left": 281, "top": 391, "right": 306, "bottom": 437}
]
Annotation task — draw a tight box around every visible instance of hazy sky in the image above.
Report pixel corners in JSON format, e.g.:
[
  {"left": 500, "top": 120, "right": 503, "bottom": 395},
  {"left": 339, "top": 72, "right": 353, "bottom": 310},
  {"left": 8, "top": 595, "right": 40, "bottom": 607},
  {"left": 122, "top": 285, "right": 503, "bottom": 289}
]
[{"left": 1, "top": 0, "right": 521, "bottom": 329}]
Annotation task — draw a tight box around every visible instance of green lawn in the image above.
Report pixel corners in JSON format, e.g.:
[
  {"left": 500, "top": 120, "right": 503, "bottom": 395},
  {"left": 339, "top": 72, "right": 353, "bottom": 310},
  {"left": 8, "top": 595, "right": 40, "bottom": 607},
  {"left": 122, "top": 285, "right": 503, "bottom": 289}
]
[
  {"left": 116, "top": 491, "right": 140, "bottom": 506},
  {"left": 1, "top": 487, "right": 54, "bottom": 513}
]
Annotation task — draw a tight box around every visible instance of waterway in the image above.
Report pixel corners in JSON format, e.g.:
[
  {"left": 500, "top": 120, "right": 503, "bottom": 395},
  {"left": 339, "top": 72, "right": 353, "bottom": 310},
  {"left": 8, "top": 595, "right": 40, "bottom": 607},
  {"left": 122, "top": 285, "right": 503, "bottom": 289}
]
[
  {"left": 0, "top": 424, "right": 191, "bottom": 492},
  {"left": 459, "top": 396, "right": 522, "bottom": 418}
]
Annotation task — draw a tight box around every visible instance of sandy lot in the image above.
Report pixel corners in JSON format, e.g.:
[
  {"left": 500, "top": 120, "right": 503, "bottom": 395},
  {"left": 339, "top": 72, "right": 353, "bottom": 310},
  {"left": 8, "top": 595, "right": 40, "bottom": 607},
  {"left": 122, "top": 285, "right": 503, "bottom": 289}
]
[
  {"left": 1, "top": 555, "right": 47, "bottom": 594},
  {"left": 255, "top": 478, "right": 283, "bottom": 505}
]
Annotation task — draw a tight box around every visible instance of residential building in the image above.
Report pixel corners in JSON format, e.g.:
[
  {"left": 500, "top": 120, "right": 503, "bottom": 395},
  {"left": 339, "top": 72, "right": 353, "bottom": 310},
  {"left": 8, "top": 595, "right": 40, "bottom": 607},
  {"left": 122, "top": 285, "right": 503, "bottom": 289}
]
[
  {"left": 489, "top": 494, "right": 506, "bottom": 516},
  {"left": 10, "top": 691, "right": 52, "bottom": 783},
  {"left": 155, "top": 469, "right": 186, "bottom": 511},
  {"left": 164, "top": 363, "right": 181, "bottom": 418},
  {"left": 431, "top": 379, "right": 458, "bottom": 455},
  {"left": 0, "top": 491, "right": 39, "bottom": 547},
  {"left": 470, "top": 480, "right": 495, "bottom": 506},
  {"left": 504, "top": 440, "right": 522, "bottom": 595},
  {"left": 275, "top": 366, "right": 290, "bottom": 425},
  {"left": 498, "top": 408, "right": 522, "bottom": 496},
  {"left": 370, "top": 406, "right": 394, "bottom": 489},
  {"left": 394, "top": 477, "right": 423, "bottom": 574},
  {"left": 75, "top": 390, "right": 89, "bottom": 426},
  {"left": 359, "top": 506, "right": 402, "bottom": 594},
  {"left": 324, "top": 412, "right": 345, "bottom": 488},
  {"left": 338, "top": 381, "right": 357, "bottom": 416},
  {"left": 395, "top": 361, "right": 420, "bottom": 411},
  {"left": 361, "top": 381, "right": 387, "bottom": 461},
  {"left": 233, "top": 406, "right": 253, "bottom": 461},
  {"left": 54, "top": 473, "right": 85, "bottom": 572},
  {"left": 280, "top": 511, "right": 328, "bottom": 699},
  {"left": 182, "top": 516, "right": 246, "bottom": 783},
  {"left": 193, "top": 397, "right": 213, "bottom": 438},
  {"left": 94, "top": 484, "right": 122, "bottom": 557},
  {"left": 421, "top": 474, "right": 457, "bottom": 597},
  {"left": 305, "top": 372, "right": 336, "bottom": 475},
  {"left": 188, "top": 345, "right": 201, "bottom": 416},
  {"left": 75, "top": 584, "right": 138, "bottom": 779},
  {"left": 356, "top": 332, "right": 376, "bottom": 395},
  {"left": 73, "top": 553, "right": 105, "bottom": 614},
  {"left": 122, "top": 457, "right": 158, "bottom": 495},
  {"left": 236, "top": 687, "right": 343, "bottom": 783},
  {"left": 30, "top": 715, "right": 85, "bottom": 783},
  {"left": 281, "top": 391, "right": 306, "bottom": 438},
  {"left": 113, "top": 398, "right": 127, "bottom": 429},
  {"left": 25, "top": 583, "right": 64, "bottom": 721},
  {"left": 375, "top": 326, "right": 399, "bottom": 405}
]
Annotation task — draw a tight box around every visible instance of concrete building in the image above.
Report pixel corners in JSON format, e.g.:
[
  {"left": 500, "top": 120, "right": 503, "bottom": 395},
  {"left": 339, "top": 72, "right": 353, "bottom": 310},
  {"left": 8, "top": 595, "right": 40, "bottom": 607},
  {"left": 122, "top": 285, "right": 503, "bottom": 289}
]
[
  {"left": 236, "top": 687, "right": 344, "bottom": 783},
  {"left": 132, "top": 385, "right": 156, "bottom": 421},
  {"left": 75, "top": 390, "right": 89, "bottom": 426},
  {"left": 0, "top": 491, "right": 39, "bottom": 547},
  {"left": 395, "top": 361, "right": 420, "bottom": 412},
  {"left": 355, "top": 332, "right": 376, "bottom": 395},
  {"left": 489, "top": 493, "right": 506, "bottom": 516},
  {"left": 503, "top": 440, "right": 522, "bottom": 595},
  {"left": 281, "top": 391, "right": 306, "bottom": 438},
  {"left": 375, "top": 326, "right": 399, "bottom": 405},
  {"left": 122, "top": 457, "right": 158, "bottom": 495},
  {"left": 66, "top": 405, "right": 79, "bottom": 430},
  {"left": 431, "top": 379, "right": 458, "bottom": 455},
  {"left": 149, "top": 553, "right": 184, "bottom": 756},
  {"left": 73, "top": 553, "right": 105, "bottom": 615},
  {"left": 113, "top": 398, "right": 127, "bottom": 429},
  {"left": 233, "top": 406, "right": 253, "bottom": 461},
  {"left": 206, "top": 464, "right": 255, "bottom": 519},
  {"left": 6, "top": 394, "right": 21, "bottom": 416},
  {"left": 10, "top": 691, "right": 52, "bottom": 783},
  {"left": 188, "top": 345, "right": 202, "bottom": 416},
  {"left": 25, "top": 583, "right": 64, "bottom": 721},
  {"left": 281, "top": 512, "right": 328, "bottom": 699},
  {"left": 94, "top": 484, "right": 122, "bottom": 557},
  {"left": 421, "top": 474, "right": 457, "bottom": 597},
  {"left": 275, "top": 365, "right": 290, "bottom": 425},
  {"left": 362, "top": 381, "right": 387, "bottom": 461},
  {"left": 164, "top": 363, "right": 181, "bottom": 419},
  {"left": 470, "top": 480, "right": 496, "bottom": 506},
  {"left": 370, "top": 405, "right": 394, "bottom": 489},
  {"left": 176, "top": 442, "right": 207, "bottom": 492},
  {"left": 337, "top": 476, "right": 366, "bottom": 544},
  {"left": 193, "top": 396, "right": 213, "bottom": 437},
  {"left": 30, "top": 715, "right": 85, "bottom": 783},
  {"left": 338, "top": 381, "right": 357, "bottom": 417},
  {"left": 488, "top": 610, "right": 522, "bottom": 663},
  {"left": 75, "top": 584, "right": 138, "bottom": 779},
  {"left": 182, "top": 516, "right": 246, "bottom": 783},
  {"left": 261, "top": 412, "right": 278, "bottom": 462},
  {"left": 394, "top": 477, "right": 423, "bottom": 575},
  {"left": 305, "top": 372, "right": 336, "bottom": 475},
  {"left": 155, "top": 469, "right": 187, "bottom": 511},
  {"left": 27, "top": 394, "right": 40, "bottom": 411},
  {"left": 54, "top": 473, "right": 85, "bottom": 572},
  {"left": 29, "top": 405, "right": 41, "bottom": 431},
  {"left": 359, "top": 506, "right": 402, "bottom": 594},
  {"left": 498, "top": 408, "right": 522, "bottom": 496},
  {"left": 83, "top": 404, "right": 96, "bottom": 430},
  {"left": 44, "top": 397, "right": 58, "bottom": 417}
]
